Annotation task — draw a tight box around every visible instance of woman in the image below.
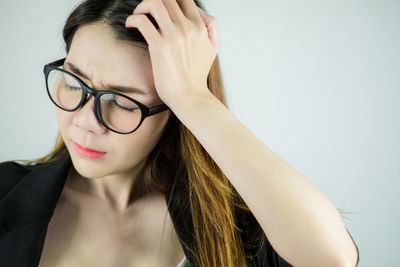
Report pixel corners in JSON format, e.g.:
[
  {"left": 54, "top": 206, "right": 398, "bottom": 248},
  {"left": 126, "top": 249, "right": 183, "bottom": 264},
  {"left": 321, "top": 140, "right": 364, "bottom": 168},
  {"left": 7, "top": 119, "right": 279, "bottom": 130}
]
[{"left": 0, "top": 0, "right": 359, "bottom": 266}]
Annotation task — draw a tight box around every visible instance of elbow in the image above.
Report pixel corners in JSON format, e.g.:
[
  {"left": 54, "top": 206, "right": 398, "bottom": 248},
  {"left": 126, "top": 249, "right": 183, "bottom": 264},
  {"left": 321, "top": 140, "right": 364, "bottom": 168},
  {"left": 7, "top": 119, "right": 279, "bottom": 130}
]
[
  {"left": 325, "top": 242, "right": 359, "bottom": 267},
  {"left": 334, "top": 250, "right": 359, "bottom": 267},
  {"left": 335, "top": 259, "right": 358, "bottom": 267},
  {"left": 336, "top": 229, "right": 360, "bottom": 267}
]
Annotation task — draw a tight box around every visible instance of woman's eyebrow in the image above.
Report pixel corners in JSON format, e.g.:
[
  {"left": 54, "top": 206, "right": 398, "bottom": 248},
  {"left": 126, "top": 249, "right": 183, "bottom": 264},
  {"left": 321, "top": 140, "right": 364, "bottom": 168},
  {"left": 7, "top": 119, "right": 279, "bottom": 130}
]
[{"left": 64, "top": 61, "right": 146, "bottom": 95}]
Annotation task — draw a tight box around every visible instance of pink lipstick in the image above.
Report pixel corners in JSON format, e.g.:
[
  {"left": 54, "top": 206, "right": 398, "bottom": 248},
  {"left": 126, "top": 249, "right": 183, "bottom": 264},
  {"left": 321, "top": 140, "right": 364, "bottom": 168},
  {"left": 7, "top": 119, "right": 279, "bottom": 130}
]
[{"left": 73, "top": 141, "right": 106, "bottom": 159}]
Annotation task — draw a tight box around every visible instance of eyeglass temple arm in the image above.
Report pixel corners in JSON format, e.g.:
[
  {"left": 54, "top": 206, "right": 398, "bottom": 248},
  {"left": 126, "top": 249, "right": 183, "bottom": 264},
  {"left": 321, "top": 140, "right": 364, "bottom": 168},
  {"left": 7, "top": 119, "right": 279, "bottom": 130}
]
[
  {"left": 149, "top": 104, "right": 170, "bottom": 116},
  {"left": 49, "top": 58, "right": 66, "bottom": 67}
]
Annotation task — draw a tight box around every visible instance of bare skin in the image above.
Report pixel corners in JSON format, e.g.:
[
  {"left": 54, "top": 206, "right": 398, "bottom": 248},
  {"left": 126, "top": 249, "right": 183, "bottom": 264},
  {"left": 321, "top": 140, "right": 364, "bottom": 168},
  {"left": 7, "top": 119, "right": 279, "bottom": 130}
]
[
  {"left": 39, "top": 167, "right": 185, "bottom": 267},
  {"left": 40, "top": 18, "right": 186, "bottom": 266}
]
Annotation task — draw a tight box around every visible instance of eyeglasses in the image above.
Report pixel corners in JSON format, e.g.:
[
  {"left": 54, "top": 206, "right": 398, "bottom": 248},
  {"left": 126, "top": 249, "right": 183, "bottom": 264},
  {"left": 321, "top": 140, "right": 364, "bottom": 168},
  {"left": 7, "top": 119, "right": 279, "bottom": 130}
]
[{"left": 43, "top": 58, "right": 169, "bottom": 134}]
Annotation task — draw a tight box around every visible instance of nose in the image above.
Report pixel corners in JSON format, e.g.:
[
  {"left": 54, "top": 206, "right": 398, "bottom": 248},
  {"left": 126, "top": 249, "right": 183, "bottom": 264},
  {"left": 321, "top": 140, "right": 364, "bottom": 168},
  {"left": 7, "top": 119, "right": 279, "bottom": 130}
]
[{"left": 72, "top": 94, "right": 107, "bottom": 134}]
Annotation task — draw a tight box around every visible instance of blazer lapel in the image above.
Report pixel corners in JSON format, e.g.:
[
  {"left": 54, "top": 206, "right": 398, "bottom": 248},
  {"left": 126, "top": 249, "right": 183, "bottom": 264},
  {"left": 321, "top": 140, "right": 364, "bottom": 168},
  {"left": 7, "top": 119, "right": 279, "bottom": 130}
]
[
  {"left": 0, "top": 153, "right": 198, "bottom": 265},
  {"left": 0, "top": 154, "right": 71, "bottom": 232}
]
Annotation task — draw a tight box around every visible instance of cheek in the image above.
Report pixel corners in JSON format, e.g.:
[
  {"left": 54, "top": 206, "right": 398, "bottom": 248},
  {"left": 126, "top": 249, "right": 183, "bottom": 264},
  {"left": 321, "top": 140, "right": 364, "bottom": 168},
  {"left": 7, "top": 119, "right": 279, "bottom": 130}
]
[
  {"left": 56, "top": 109, "right": 72, "bottom": 133},
  {"left": 140, "top": 111, "right": 170, "bottom": 137},
  {"left": 118, "top": 112, "right": 170, "bottom": 155}
]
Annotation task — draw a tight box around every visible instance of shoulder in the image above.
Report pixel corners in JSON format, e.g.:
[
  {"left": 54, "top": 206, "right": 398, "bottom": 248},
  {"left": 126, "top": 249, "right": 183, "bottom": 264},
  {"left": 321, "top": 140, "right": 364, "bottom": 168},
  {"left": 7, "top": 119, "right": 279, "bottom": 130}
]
[
  {"left": 0, "top": 161, "right": 32, "bottom": 201},
  {"left": 0, "top": 160, "right": 31, "bottom": 175}
]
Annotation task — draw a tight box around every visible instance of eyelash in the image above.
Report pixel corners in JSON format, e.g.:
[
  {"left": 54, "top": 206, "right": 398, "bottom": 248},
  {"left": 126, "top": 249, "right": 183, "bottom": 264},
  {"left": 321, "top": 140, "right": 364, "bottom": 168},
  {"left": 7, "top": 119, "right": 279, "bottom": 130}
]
[{"left": 111, "top": 100, "right": 139, "bottom": 112}]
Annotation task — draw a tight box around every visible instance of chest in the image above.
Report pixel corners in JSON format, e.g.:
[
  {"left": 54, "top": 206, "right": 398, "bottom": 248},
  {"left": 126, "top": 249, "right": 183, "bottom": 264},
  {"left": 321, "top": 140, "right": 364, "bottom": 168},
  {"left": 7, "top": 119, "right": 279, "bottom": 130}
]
[{"left": 38, "top": 188, "right": 185, "bottom": 267}]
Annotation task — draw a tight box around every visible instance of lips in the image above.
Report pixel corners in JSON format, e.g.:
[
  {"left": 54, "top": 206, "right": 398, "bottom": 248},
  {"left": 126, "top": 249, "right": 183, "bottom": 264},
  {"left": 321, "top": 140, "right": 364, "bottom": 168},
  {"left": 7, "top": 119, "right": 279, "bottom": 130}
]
[{"left": 72, "top": 141, "right": 106, "bottom": 159}]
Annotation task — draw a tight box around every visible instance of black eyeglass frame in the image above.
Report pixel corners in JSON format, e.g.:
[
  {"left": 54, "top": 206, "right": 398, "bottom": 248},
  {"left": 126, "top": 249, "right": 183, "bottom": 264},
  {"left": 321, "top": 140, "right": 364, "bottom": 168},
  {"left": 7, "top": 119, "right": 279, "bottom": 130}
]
[{"left": 43, "top": 58, "right": 170, "bottom": 135}]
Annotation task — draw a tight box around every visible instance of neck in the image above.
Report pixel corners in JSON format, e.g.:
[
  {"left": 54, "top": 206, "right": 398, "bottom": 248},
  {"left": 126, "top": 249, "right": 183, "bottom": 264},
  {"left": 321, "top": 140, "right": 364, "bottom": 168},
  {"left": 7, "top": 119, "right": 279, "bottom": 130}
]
[{"left": 65, "top": 160, "right": 158, "bottom": 213}]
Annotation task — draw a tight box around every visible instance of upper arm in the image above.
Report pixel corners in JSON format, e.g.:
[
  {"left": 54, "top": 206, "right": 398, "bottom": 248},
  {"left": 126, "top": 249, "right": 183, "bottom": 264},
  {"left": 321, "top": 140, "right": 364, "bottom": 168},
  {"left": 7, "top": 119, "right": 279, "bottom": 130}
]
[
  {"left": 240, "top": 211, "right": 359, "bottom": 267},
  {"left": 237, "top": 209, "right": 293, "bottom": 267}
]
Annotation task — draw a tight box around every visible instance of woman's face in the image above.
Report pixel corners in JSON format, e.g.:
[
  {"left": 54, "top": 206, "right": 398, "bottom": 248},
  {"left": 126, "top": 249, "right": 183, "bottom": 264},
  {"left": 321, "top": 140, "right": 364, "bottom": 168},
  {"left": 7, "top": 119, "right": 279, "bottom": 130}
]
[{"left": 56, "top": 22, "right": 170, "bottom": 179}]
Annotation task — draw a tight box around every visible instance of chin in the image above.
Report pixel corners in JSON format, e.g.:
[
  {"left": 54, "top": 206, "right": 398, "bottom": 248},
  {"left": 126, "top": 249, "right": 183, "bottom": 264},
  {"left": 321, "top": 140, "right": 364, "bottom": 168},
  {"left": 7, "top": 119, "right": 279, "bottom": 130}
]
[{"left": 69, "top": 153, "right": 111, "bottom": 179}]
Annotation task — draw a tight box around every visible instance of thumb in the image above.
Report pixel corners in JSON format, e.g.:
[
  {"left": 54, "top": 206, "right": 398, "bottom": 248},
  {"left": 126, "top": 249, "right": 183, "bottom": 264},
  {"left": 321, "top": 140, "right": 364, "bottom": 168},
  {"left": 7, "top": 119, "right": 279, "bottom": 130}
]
[{"left": 197, "top": 7, "right": 219, "bottom": 51}]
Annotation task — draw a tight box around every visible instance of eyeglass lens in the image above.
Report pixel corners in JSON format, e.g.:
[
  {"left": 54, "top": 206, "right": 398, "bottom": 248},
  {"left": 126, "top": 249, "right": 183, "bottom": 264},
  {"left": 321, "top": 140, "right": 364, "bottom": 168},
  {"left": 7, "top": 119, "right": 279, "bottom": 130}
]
[{"left": 46, "top": 69, "right": 142, "bottom": 133}]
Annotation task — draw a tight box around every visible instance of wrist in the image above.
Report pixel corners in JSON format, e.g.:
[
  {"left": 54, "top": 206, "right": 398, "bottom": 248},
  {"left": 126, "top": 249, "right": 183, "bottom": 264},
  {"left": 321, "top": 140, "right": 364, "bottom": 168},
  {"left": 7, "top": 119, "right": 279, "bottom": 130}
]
[
  {"left": 166, "top": 87, "right": 221, "bottom": 120},
  {"left": 167, "top": 87, "right": 216, "bottom": 111}
]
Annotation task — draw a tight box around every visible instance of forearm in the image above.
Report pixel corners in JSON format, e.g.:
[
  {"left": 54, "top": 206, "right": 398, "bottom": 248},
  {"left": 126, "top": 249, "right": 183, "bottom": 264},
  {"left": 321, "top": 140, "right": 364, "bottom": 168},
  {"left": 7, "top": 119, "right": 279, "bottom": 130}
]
[{"left": 170, "top": 89, "right": 358, "bottom": 267}]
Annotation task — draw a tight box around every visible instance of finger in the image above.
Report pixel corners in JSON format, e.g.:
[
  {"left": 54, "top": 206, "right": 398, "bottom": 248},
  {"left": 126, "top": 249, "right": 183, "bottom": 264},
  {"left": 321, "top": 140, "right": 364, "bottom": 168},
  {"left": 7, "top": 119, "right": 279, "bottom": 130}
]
[
  {"left": 197, "top": 7, "right": 210, "bottom": 28},
  {"left": 133, "top": 0, "right": 174, "bottom": 35},
  {"left": 161, "top": 0, "right": 186, "bottom": 26},
  {"left": 197, "top": 8, "right": 219, "bottom": 50},
  {"left": 176, "top": 0, "right": 203, "bottom": 25},
  {"left": 125, "top": 14, "right": 162, "bottom": 46}
]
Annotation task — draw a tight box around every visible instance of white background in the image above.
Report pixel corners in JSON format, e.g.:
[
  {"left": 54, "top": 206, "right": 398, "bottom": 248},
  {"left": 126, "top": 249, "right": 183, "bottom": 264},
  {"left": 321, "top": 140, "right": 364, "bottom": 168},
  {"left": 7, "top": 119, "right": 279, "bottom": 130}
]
[{"left": 1, "top": 1, "right": 399, "bottom": 266}]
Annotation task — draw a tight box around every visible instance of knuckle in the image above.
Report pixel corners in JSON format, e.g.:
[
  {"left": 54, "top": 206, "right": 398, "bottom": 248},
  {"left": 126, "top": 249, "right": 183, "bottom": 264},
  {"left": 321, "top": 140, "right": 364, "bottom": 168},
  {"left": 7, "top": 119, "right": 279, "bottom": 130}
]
[
  {"left": 126, "top": 15, "right": 136, "bottom": 25},
  {"left": 188, "top": 23, "right": 203, "bottom": 36},
  {"left": 174, "top": 34, "right": 186, "bottom": 45},
  {"left": 134, "top": 14, "right": 146, "bottom": 23},
  {"left": 148, "top": 0, "right": 157, "bottom": 9},
  {"left": 134, "top": 0, "right": 153, "bottom": 12},
  {"left": 133, "top": 2, "right": 143, "bottom": 13},
  {"left": 184, "top": 21, "right": 196, "bottom": 31},
  {"left": 156, "top": 36, "right": 171, "bottom": 48},
  {"left": 192, "top": 20, "right": 204, "bottom": 29},
  {"left": 159, "top": 43, "right": 172, "bottom": 55},
  {"left": 149, "top": 0, "right": 161, "bottom": 9}
]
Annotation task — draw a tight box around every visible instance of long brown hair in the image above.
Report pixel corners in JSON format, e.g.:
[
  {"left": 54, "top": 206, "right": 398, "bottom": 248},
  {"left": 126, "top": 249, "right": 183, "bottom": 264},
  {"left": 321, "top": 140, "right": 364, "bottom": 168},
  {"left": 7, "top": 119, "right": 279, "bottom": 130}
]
[{"left": 21, "top": 0, "right": 253, "bottom": 266}]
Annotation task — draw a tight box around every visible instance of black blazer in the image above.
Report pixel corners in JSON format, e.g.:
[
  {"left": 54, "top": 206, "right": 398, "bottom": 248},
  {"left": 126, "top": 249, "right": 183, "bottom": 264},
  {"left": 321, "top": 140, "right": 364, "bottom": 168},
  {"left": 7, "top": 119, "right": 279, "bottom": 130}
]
[{"left": 0, "top": 153, "right": 358, "bottom": 267}]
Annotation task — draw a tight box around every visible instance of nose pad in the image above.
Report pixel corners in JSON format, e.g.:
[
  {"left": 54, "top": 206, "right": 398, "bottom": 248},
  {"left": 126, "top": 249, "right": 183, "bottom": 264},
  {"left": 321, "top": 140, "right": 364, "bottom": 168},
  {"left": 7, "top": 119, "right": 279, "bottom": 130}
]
[{"left": 72, "top": 94, "right": 107, "bottom": 134}]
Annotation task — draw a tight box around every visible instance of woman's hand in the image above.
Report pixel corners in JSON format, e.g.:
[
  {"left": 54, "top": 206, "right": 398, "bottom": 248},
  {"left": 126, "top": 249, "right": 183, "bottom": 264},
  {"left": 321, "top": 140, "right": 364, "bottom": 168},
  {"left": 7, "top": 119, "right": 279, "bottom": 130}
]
[{"left": 125, "top": 0, "right": 218, "bottom": 108}]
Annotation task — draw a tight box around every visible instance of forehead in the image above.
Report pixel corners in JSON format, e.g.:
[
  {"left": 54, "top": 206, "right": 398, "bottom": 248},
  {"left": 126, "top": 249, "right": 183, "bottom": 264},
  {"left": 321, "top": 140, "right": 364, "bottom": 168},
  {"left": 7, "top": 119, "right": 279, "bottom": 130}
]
[{"left": 67, "top": 22, "right": 154, "bottom": 92}]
